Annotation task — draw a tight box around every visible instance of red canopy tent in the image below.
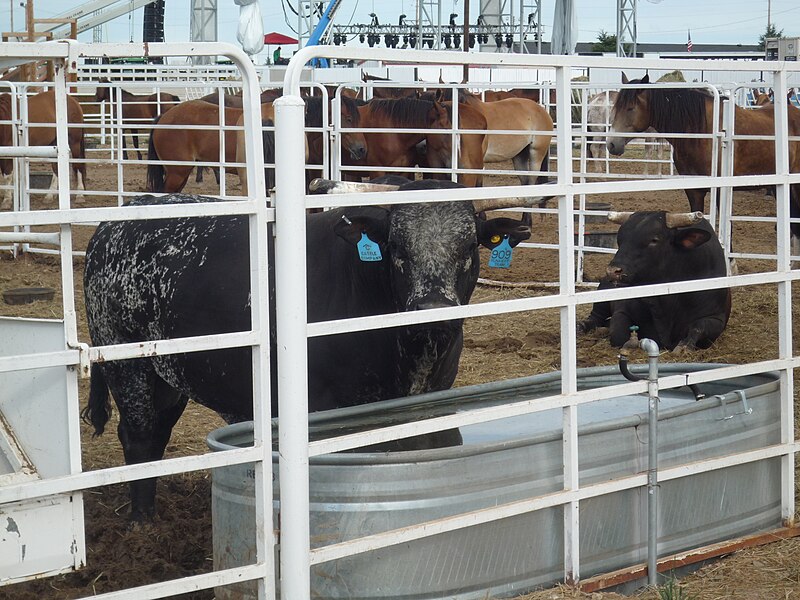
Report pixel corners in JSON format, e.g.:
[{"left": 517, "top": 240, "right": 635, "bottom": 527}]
[{"left": 264, "top": 32, "right": 299, "bottom": 45}]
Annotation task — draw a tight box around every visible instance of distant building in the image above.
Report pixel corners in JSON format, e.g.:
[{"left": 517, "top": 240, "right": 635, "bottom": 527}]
[{"left": 521, "top": 41, "right": 762, "bottom": 59}]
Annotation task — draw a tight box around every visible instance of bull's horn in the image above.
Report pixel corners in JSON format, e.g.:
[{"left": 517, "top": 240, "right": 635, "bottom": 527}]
[
  {"left": 665, "top": 211, "right": 704, "bottom": 228},
  {"left": 309, "top": 179, "right": 400, "bottom": 194},
  {"left": 607, "top": 211, "right": 634, "bottom": 224},
  {"left": 473, "top": 197, "right": 540, "bottom": 213}
]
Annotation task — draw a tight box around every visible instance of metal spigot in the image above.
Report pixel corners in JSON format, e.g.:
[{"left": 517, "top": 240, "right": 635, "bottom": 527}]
[{"left": 620, "top": 325, "right": 640, "bottom": 358}]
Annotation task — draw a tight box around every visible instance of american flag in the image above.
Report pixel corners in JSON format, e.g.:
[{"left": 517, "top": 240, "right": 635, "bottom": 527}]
[{"left": 687, "top": 30, "right": 693, "bottom": 53}]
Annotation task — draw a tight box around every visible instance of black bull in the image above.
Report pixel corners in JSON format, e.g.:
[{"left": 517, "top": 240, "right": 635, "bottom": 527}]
[
  {"left": 577, "top": 211, "right": 731, "bottom": 351},
  {"left": 82, "top": 181, "right": 530, "bottom": 521}
]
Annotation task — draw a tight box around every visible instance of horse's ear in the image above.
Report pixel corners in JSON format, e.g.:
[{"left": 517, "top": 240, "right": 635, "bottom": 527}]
[
  {"left": 435, "top": 89, "right": 445, "bottom": 103},
  {"left": 439, "top": 71, "right": 445, "bottom": 85},
  {"left": 621, "top": 72, "right": 629, "bottom": 84},
  {"left": 641, "top": 73, "right": 650, "bottom": 84}
]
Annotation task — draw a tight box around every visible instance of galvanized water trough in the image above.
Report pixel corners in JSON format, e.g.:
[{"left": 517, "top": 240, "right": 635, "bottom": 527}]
[{"left": 207, "top": 364, "right": 781, "bottom": 599}]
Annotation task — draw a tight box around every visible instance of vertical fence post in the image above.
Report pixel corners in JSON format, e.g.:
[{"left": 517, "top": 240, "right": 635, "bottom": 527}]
[
  {"left": 555, "top": 63, "right": 580, "bottom": 585},
  {"left": 771, "top": 68, "right": 796, "bottom": 526},
  {"left": 274, "top": 92, "right": 311, "bottom": 600}
]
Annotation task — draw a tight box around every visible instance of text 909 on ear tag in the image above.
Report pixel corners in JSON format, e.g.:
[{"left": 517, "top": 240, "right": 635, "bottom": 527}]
[
  {"left": 357, "top": 232, "right": 382, "bottom": 262},
  {"left": 488, "top": 236, "right": 513, "bottom": 269}
]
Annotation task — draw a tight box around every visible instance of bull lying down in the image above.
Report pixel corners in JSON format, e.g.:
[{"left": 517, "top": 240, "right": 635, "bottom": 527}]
[
  {"left": 577, "top": 211, "right": 731, "bottom": 351},
  {"left": 82, "top": 180, "right": 530, "bottom": 521}
]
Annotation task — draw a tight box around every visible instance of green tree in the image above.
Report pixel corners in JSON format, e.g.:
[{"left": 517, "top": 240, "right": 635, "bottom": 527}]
[
  {"left": 592, "top": 30, "right": 617, "bottom": 53},
  {"left": 759, "top": 23, "right": 783, "bottom": 50}
]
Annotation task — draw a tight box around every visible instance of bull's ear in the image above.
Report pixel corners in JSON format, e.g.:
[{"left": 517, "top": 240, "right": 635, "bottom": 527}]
[
  {"left": 477, "top": 217, "right": 531, "bottom": 249},
  {"left": 333, "top": 215, "right": 389, "bottom": 248},
  {"left": 674, "top": 227, "right": 712, "bottom": 249}
]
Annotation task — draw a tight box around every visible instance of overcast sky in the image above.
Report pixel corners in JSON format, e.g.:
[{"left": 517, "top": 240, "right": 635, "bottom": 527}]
[{"left": 2, "top": 0, "right": 798, "bottom": 60}]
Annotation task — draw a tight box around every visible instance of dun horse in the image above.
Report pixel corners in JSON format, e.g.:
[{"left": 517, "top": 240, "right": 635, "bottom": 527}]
[
  {"left": 457, "top": 90, "right": 553, "bottom": 214},
  {"left": 95, "top": 81, "right": 180, "bottom": 160},
  {"left": 147, "top": 99, "right": 275, "bottom": 193},
  {"left": 0, "top": 90, "right": 86, "bottom": 208},
  {"left": 607, "top": 73, "right": 800, "bottom": 256}
]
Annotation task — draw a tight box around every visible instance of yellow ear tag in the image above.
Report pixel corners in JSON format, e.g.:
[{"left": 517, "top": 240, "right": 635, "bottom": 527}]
[{"left": 490, "top": 234, "right": 502, "bottom": 244}]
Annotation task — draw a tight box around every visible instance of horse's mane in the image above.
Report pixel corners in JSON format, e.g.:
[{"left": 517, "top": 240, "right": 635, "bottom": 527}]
[
  {"left": 305, "top": 95, "right": 362, "bottom": 127},
  {"left": 615, "top": 80, "right": 708, "bottom": 134},
  {"left": 366, "top": 97, "right": 437, "bottom": 127}
]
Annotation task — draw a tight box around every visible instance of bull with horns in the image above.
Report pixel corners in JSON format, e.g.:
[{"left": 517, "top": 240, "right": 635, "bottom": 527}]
[{"left": 577, "top": 210, "right": 731, "bottom": 351}]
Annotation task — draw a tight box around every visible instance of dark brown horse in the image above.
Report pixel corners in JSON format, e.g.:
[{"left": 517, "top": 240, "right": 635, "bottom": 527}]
[
  {"left": 305, "top": 95, "right": 367, "bottom": 184},
  {"left": 346, "top": 97, "right": 451, "bottom": 180},
  {"left": 360, "top": 73, "right": 419, "bottom": 100},
  {"left": 95, "top": 81, "right": 180, "bottom": 160},
  {"left": 0, "top": 90, "right": 86, "bottom": 207},
  {"left": 607, "top": 72, "right": 800, "bottom": 258},
  {"left": 147, "top": 99, "right": 275, "bottom": 193}
]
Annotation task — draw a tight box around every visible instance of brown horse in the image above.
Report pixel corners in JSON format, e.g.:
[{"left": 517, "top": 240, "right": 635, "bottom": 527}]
[
  {"left": 607, "top": 72, "right": 800, "bottom": 255},
  {"left": 236, "top": 113, "right": 309, "bottom": 195},
  {"left": 423, "top": 101, "right": 488, "bottom": 188},
  {"left": 196, "top": 89, "right": 282, "bottom": 108},
  {"left": 346, "top": 97, "right": 451, "bottom": 180},
  {"left": 0, "top": 90, "right": 86, "bottom": 208},
  {"left": 95, "top": 81, "right": 180, "bottom": 160},
  {"left": 147, "top": 99, "right": 274, "bottom": 193},
  {"left": 457, "top": 91, "right": 553, "bottom": 189}
]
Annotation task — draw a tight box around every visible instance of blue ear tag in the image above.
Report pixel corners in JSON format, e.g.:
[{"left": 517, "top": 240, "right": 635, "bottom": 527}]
[
  {"left": 488, "top": 236, "right": 513, "bottom": 269},
  {"left": 357, "top": 232, "right": 382, "bottom": 262}
]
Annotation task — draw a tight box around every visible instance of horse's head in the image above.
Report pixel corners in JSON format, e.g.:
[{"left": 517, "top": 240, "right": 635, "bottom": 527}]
[
  {"left": 606, "top": 73, "right": 651, "bottom": 156},
  {"left": 340, "top": 96, "right": 368, "bottom": 161}
]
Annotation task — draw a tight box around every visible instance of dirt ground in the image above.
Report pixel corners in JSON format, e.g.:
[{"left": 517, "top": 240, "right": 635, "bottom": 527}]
[{"left": 1, "top": 150, "right": 799, "bottom": 600}]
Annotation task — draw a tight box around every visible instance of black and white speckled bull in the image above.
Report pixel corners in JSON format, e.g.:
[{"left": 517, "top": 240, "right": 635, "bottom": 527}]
[
  {"left": 577, "top": 210, "right": 731, "bottom": 351},
  {"left": 82, "top": 180, "right": 531, "bottom": 521}
]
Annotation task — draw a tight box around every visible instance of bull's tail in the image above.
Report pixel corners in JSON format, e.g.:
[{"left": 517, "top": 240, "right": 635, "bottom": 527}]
[
  {"left": 263, "top": 118, "right": 276, "bottom": 190},
  {"left": 81, "top": 363, "right": 112, "bottom": 437},
  {"left": 146, "top": 115, "right": 165, "bottom": 192}
]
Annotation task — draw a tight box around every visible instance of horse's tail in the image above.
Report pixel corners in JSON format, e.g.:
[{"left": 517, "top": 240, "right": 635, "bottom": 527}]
[
  {"left": 81, "top": 364, "right": 112, "bottom": 437},
  {"left": 262, "top": 118, "right": 276, "bottom": 190},
  {"left": 146, "top": 115, "right": 165, "bottom": 192}
]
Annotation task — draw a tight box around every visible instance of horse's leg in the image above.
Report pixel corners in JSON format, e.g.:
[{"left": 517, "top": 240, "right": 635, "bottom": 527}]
[
  {"left": 0, "top": 161, "right": 12, "bottom": 209},
  {"left": 790, "top": 185, "right": 800, "bottom": 269},
  {"left": 195, "top": 167, "right": 204, "bottom": 183},
  {"left": 163, "top": 166, "right": 193, "bottom": 193},
  {"left": 69, "top": 134, "right": 87, "bottom": 203},
  {"left": 132, "top": 129, "right": 143, "bottom": 161}
]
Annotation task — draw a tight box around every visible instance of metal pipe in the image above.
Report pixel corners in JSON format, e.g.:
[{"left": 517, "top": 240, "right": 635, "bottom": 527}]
[
  {"left": 641, "top": 337, "right": 660, "bottom": 588},
  {"left": 618, "top": 328, "right": 660, "bottom": 587}
]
